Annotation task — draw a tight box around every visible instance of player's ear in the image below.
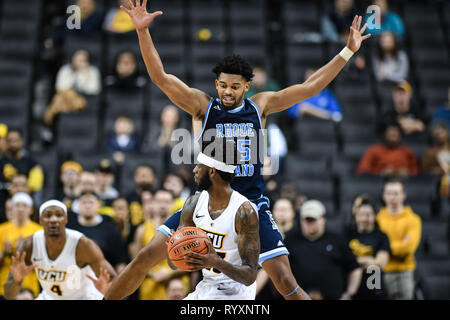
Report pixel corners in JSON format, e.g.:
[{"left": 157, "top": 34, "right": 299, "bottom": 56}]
[{"left": 244, "top": 81, "right": 250, "bottom": 92}]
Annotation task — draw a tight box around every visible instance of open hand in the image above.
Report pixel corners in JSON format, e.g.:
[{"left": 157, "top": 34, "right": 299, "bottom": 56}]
[
  {"left": 346, "top": 15, "right": 371, "bottom": 53},
  {"left": 87, "top": 267, "right": 111, "bottom": 295},
  {"left": 10, "top": 251, "right": 36, "bottom": 284},
  {"left": 120, "top": 0, "right": 163, "bottom": 31}
]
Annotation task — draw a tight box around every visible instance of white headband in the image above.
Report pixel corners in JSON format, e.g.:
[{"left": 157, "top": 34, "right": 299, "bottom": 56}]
[
  {"left": 12, "top": 192, "right": 33, "bottom": 207},
  {"left": 39, "top": 200, "right": 67, "bottom": 216},
  {"left": 197, "top": 152, "right": 236, "bottom": 174}
]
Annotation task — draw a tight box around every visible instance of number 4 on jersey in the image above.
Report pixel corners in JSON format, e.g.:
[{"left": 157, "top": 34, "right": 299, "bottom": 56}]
[{"left": 51, "top": 284, "right": 63, "bottom": 296}]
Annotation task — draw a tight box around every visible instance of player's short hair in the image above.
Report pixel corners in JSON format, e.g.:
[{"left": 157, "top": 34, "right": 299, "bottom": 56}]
[
  {"left": 216, "top": 170, "right": 235, "bottom": 184},
  {"left": 212, "top": 54, "right": 254, "bottom": 82}
]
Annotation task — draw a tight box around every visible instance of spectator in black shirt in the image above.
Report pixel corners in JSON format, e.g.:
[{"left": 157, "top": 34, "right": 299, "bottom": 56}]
[
  {"left": 72, "top": 0, "right": 104, "bottom": 34},
  {"left": 126, "top": 165, "right": 157, "bottom": 227},
  {"left": 95, "top": 159, "right": 119, "bottom": 206},
  {"left": 345, "top": 194, "right": 391, "bottom": 300},
  {"left": 67, "top": 191, "right": 129, "bottom": 273},
  {"left": 284, "top": 200, "right": 362, "bottom": 300},
  {"left": 104, "top": 51, "right": 147, "bottom": 91},
  {"left": 0, "top": 129, "right": 44, "bottom": 221},
  {"left": 111, "top": 196, "right": 136, "bottom": 247},
  {"left": 56, "top": 161, "right": 83, "bottom": 209},
  {"left": 321, "top": 0, "right": 357, "bottom": 44},
  {"left": 379, "top": 81, "right": 428, "bottom": 137}
]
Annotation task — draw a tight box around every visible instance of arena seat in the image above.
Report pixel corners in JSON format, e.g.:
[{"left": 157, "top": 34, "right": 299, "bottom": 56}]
[
  {"left": 56, "top": 115, "right": 99, "bottom": 153},
  {"left": 190, "top": 43, "right": 226, "bottom": 89},
  {"left": 421, "top": 276, "right": 450, "bottom": 299},
  {"left": 189, "top": 0, "right": 225, "bottom": 45},
  {"left": 339, "top": 175, "right": 384, "bottom": 213},
  {"left": 419, "top": 220, "right": 449, "bottom": 258},
  {"left": 330, "top": 155, "right": 360, "bottom": 179},
  {"left": 231, "top": 44, "right": 270, "bottom": 72},
  {"left": 154, "top": 42, "right": 187, "bottom": 79},
  {"left": 229, "top": 0, "right": 267, "bottom": 46},
  {"left": 340, "top": 121, "right": 379, "bottom": 158},
  {"left": 148, "top": 86, "right": 175, "bottom": 120},
  {"left": 282, "top": 0, "right": 321, "bottom": 43},
  {"left": 285, "top": 44, "right": 326, "bottom": 86},
  {"left": 284, "top": 154, "right": 330, "bottom": 179},
  {"left": 296, "top": 117, "right": 339, "bottom": 157},
  {"left": 32, "top": 149, "right": 59, "bottom": 200},
  {"left": 148, "top": 0, "right": 185, "bottom": 43},
  {"left": 104, "top": 88, "right": 145, "bottom": 119}
]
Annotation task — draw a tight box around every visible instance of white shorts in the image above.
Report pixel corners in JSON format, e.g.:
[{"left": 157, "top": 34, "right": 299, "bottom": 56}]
[{"left": 184, "top": 280, "right": 256, "bottom": 300}]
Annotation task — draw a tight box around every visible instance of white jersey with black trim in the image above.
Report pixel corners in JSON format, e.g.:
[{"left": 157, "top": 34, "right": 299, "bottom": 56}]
[
  {"left": 193, "top": 190, "right": 258, "bottom": 284},
  {"left": 31, "top": 229, "right": 103, "bottom": 300}
]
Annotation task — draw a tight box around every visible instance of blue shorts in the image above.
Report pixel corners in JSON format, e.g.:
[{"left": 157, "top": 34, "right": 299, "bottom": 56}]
[{"left": 157, "top": 195, "right": 289, "bottom": 264}]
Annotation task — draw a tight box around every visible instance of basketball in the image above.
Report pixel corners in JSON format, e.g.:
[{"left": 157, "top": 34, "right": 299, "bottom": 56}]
[{"left": 167, "top": 227, "right": 211, "bottom": 271}]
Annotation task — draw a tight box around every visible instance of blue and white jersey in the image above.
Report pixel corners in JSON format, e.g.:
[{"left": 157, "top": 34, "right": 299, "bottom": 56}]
[{"left": 196, "top": 97, "right": 265, "bottom": 200}]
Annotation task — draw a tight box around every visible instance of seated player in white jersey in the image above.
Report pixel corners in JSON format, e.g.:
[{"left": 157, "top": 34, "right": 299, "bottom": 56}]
[
  {"left": 176, "top": 152, "right": 260, "bottom": 300},
  {"left": 3, "top": 200, "right": 117, "bottom": 300}
]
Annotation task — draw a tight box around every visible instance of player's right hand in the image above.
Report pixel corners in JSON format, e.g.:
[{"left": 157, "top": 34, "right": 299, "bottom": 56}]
[
  {"left": 10, "top": 251, "right": 36, "bottom": 284},
  {"left": 87, "top": 267, "right": 111, "bottom": 295},
  {"left": 120, "top": 0, "right": 163, "bottom": 31}
]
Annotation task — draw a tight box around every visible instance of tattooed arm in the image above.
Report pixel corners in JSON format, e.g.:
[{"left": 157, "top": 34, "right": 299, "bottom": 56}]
[
  {"left": 4, "top": 237, "right": 34, "bottom": 300},
  {"left": 178, "top": 194, "right": 201, "bottom": 229},
  {"left": 185, "top": 201, "right": 260, "bottom": 286}
]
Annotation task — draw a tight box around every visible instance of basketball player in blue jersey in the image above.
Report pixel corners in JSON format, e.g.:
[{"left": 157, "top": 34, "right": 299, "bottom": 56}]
[{"left": 105, "top": 0, "right": 371, "bottom": 300}]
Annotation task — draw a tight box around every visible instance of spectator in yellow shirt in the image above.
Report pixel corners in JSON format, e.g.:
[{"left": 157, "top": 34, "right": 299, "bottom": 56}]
[
  {"left": 0, "top": 193, "right": 42, "bottom": 299},
  {"left": 376, "top": 178, "right": 422, "bottom": 300},
  {"left": 129, "top": 189, "right": 189, "bottom": 300},
  {"left": 103, "top": 0, "right": 135, "bottom": 33},
  {"left": 0, "top": 123, "right": 7, "bottom": 155}
]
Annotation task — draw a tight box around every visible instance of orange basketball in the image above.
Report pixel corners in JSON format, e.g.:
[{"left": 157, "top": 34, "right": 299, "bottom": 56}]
[{"left": 167, "top": 227, "right": 211, "bottom": 271}]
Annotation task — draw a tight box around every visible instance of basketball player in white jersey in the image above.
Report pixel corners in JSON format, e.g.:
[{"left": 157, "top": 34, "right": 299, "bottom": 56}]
[
  {"left": 3, "top": 200, "right": 117, "bottom": 300},
  {"left": 176, "top": 152, "right": 260, "bottom": 300}
]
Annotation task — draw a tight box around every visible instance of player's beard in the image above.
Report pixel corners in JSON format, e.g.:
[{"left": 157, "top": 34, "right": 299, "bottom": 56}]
[
  {"left": 221, "top": 91, "right": 244, "bottom": 110},
  {"left": 47, "top": 226, "right": 62, "bottom": 238},
  {"left": 197, "top": 172, "right": 212, "bottom": 191}
]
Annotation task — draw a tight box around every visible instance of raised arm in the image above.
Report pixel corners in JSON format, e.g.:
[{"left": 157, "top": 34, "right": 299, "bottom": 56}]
[
  {"left": 253, "top": 15, "right": 371, "bottom": 116},
  {"left": 121, "top": 0, "right": 210, "bottom": 117},
  {"left": 184, "top": 201, "right": 260, "bottom": 286},
  {"left": 104, "top": 231, "right": 169, "bottom": 300},
  {"left": 3, "top": 237, "right": 35, "bottom": 300},
  {"left": 77, "top": 237, "right": 117, "bottom": 278},
  {"left": 104, "top": 194, "right": 200, "bottom": 300}
]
